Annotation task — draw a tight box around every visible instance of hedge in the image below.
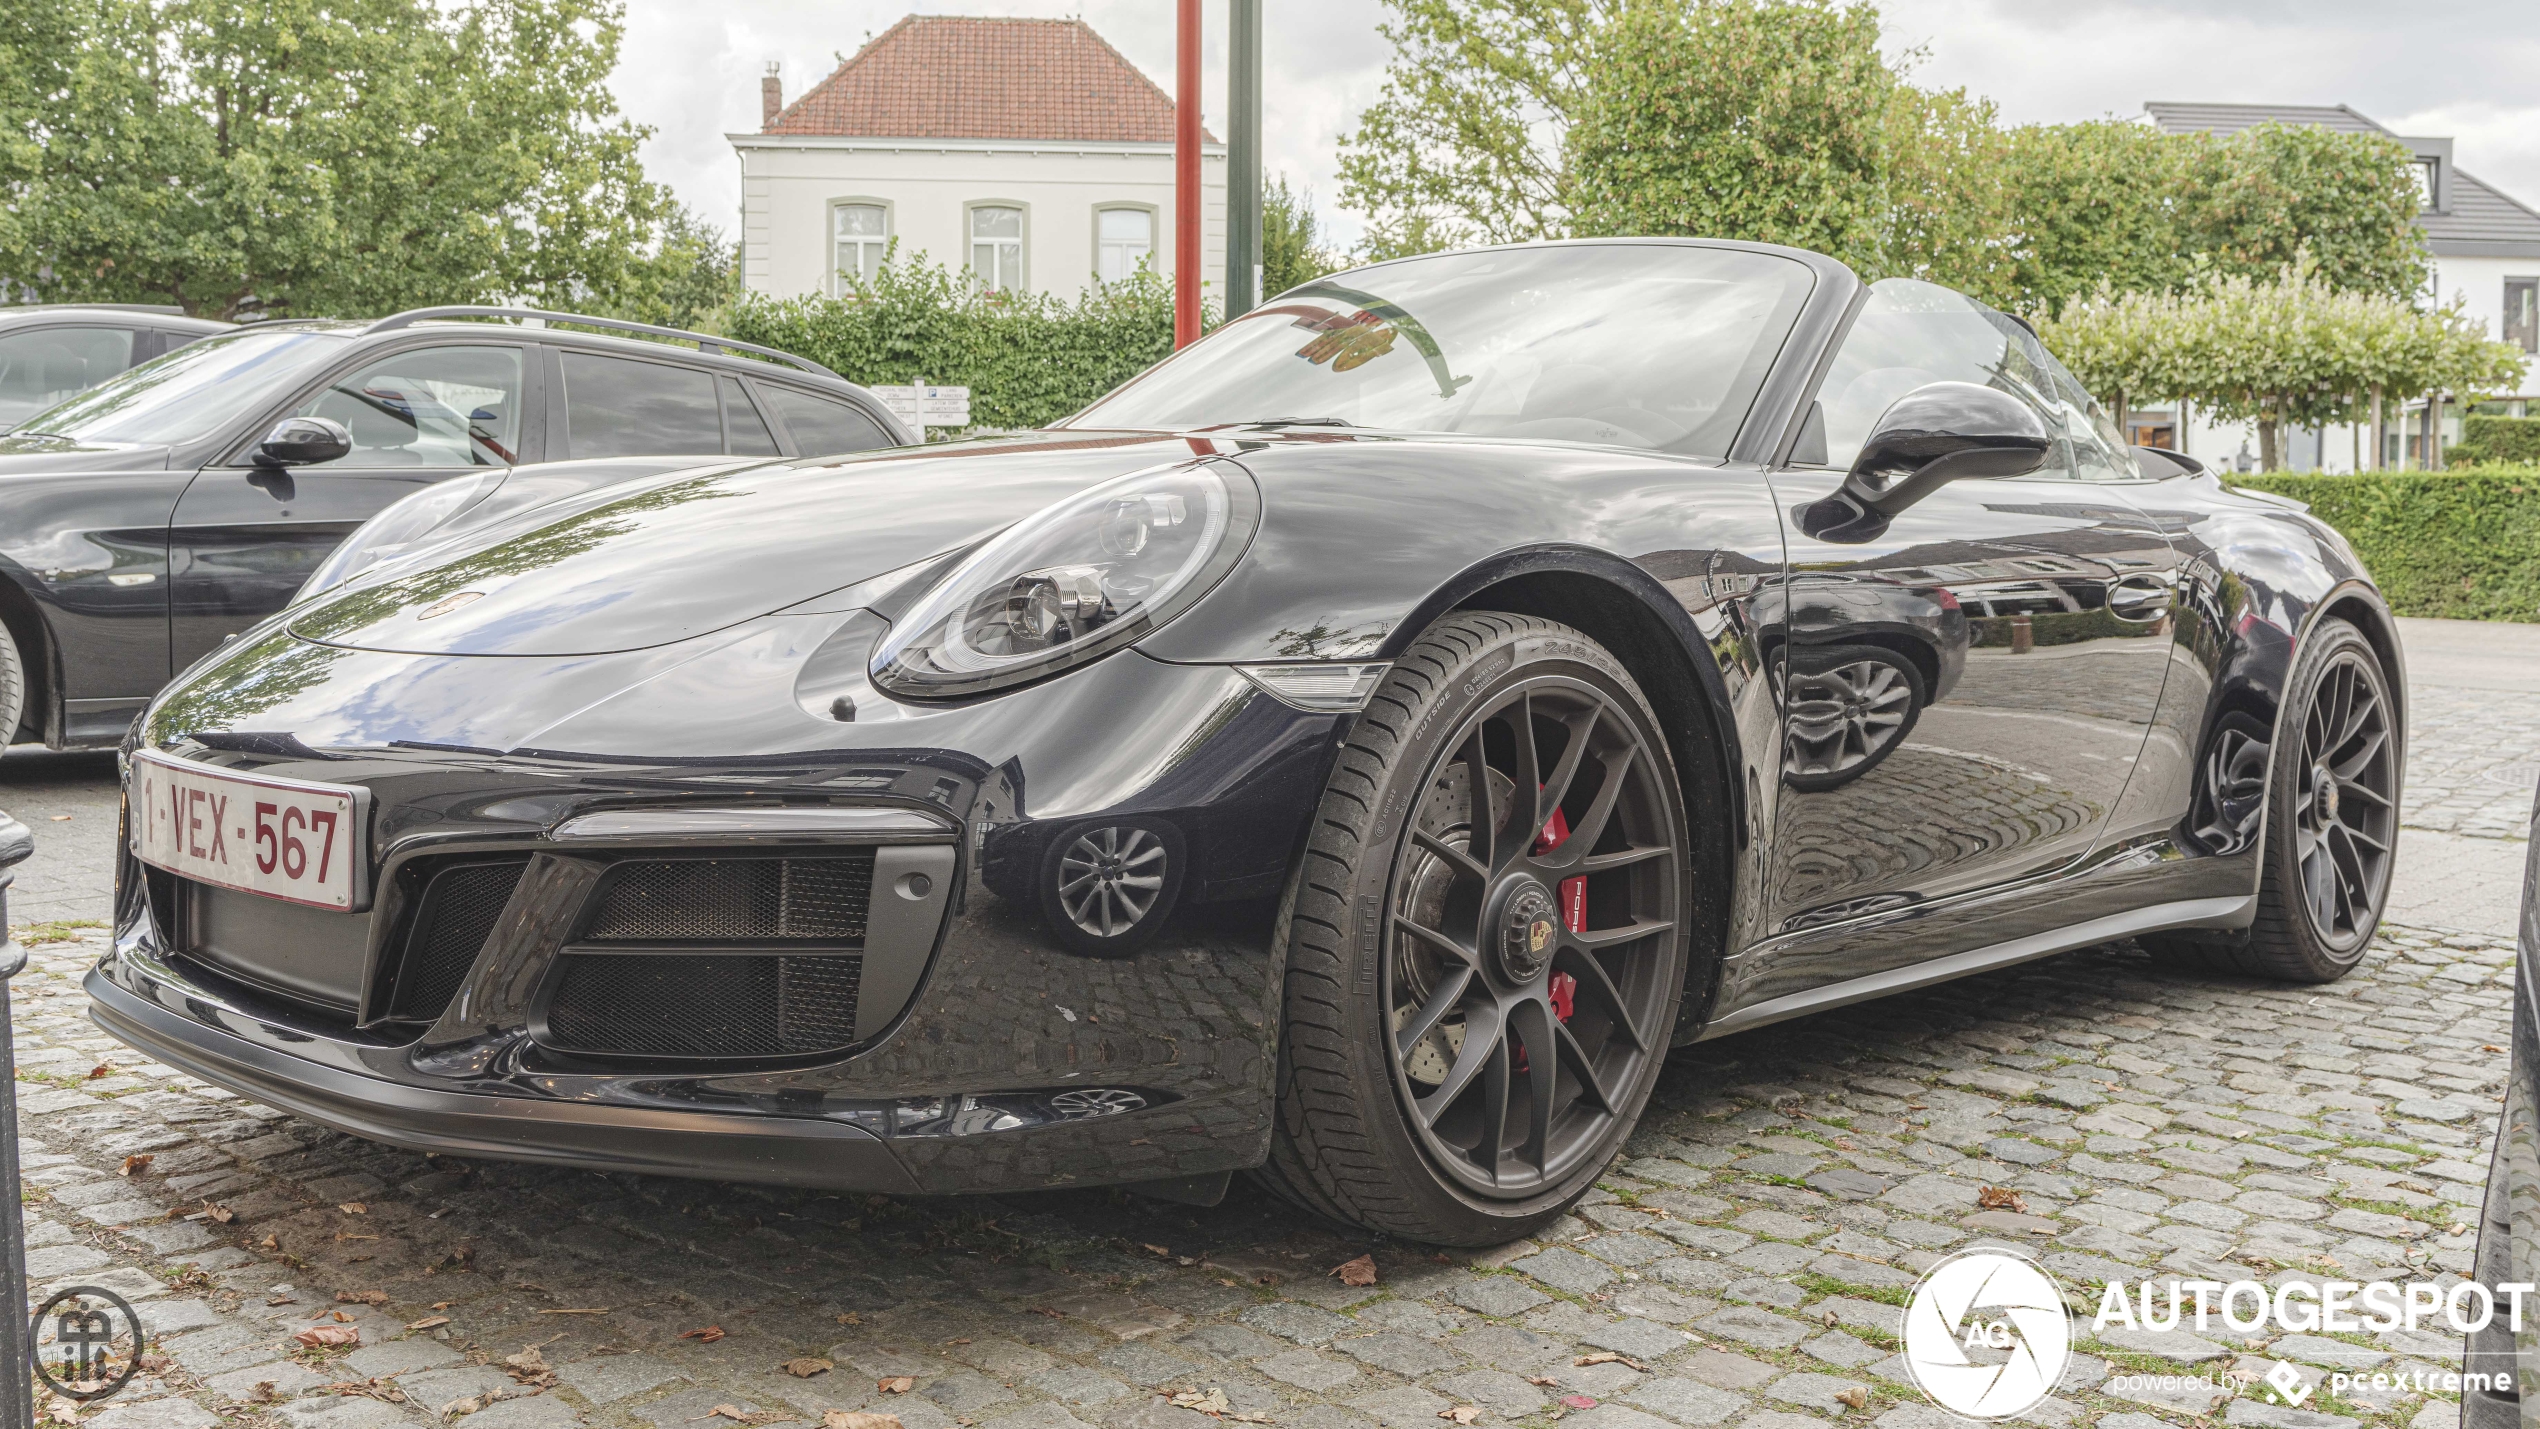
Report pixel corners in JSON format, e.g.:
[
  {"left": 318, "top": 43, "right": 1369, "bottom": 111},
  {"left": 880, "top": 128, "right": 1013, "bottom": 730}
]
[
  {"left": 2228, "top": 467, "right": 2540, "bottom": 622},
  {"left": 723, "top": 252, "right": 1190, "bottom": 431},
  {"left": 2451, "top": 415, "right": 2540, "bottom": 466}
]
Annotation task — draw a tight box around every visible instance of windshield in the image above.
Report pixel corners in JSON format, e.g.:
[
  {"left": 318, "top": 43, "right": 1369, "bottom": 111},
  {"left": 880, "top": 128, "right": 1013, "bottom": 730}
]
[
  {"left": 15, "top": 328, "right": 350, "bottom": 446},
  {"left": 1068, "top": 243, "right": 1815, "bottom": 455}
]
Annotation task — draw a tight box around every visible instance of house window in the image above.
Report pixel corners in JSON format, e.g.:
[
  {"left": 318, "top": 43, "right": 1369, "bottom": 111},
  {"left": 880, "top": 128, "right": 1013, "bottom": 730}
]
[
  {"left": 970, "top": 205, "right": 1025, "bottom": 292},
  {"left": 832, "top": 203, "right": 888, "bottom": 291},
  {"left": 2414, "top": 158, "right": 2441, "bottom": 212},
  {"left": 2507, "top": 278, "right": 2538, "bottom": 355},
  {"left": 1096, "top": 207, "right": 1155, "bottom": 283}
]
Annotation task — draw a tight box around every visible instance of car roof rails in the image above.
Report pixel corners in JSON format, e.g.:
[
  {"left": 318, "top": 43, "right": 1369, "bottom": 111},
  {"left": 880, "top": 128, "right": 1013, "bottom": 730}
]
[
  {"left": 3, "top": 302, "right": 191, "bottom": 315},
  {"left": 366, "top": 306, "right": 840, "bottom": 379}
]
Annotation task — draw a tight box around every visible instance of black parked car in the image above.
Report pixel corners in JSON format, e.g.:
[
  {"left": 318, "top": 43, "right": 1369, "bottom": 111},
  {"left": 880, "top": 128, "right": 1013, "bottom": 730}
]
[
  {"left": 0, "top": 305, "right": 231, "bottom": 431},
  {"left": 94, "top": 241, "right": 2404, "bottom": 1246},
  {"left": 0, "top": 308, "right": 909, "bottom": 755},
  {"left": 2466, "top": 790, "right": 2537, "bottom": 1428}
]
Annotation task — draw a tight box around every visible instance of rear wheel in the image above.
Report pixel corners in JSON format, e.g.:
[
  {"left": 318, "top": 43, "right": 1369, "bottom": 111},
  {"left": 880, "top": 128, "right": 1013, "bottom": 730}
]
[
  {"left": 2144, "top": 618, "right": 2397, "bottom": 982},
  {"left": 1259, "top": 612, "right": 1690, "bottom": 1245}
]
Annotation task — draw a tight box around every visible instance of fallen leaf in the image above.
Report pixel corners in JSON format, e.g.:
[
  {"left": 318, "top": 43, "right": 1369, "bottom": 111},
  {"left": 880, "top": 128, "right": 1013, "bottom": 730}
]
[
  {"left": 1170, "top": 1389, "right": 1233, "bottom": 1415},
  {"left": 838, "top": 1312, "right": 864, "bottom": 1325},
  {"left": 1439, "top": 1409, "right": 1480, "bottom": 1425},
  {"left": 46, "top": 1396, "right": 81, "bottom": 1426},
  {"left": 1330, "top": 1254, "right": 1378, "bottom": 1287},
  {"left": 1142, "top": 1243, "right": 1172, "bottom": 1258},
  {"left": 1524, "top": 1377, "right": 1560, "bottom": 1387},
  {"left": 947, "top": 1339, "right": 972, "bottom": 1346},
  {"left": 701, "top": 1407, "right": 788, "bottom": 1426},
  {"left": 118, "top": 1155, "right": 153, "bottom": 1178},
  {"left": 2451, "top": 1223, "right": 2471, "bottom": 1237},
  {"left": 203, "top": 1201, "right": 236, "bottom": 1224},
  {"left": 322, "top": 1379, "right": 410, "bottom": 1404},
  {"left": 782, "top": 1358, "right": 833, "bottom": 1379},
  {"left": 1975, "top": 1185, "right": 2028, "bottom": 1214},
  {"left": 1227, "top": 1417, "right": 1274, "bottom": 1425},
  {"left": 1835, "top": 1387, "right": 1868, "bottom": 1412},
  {"left": 254, "top": 1232, "right": 280, "bottom": 1250},
  {"left": 444, "top": 1397, "right": 483, "bottom": 1417},
  {"left": 296, "top": 1325, "right": 361, "bottom": 1348},
  {"left": 338, "top": 1290, "right": 389, "bottom": 1306},
  {"left": 341, "top": 1202, "right": 367, "bottom": 1214},
  {"left": 680, "top": 1326, "right": 727, "bottom": 1343},
  {"left": 878, "top": 1377, "right": 915, "bottom": 1394},
  {"left": 250, "top": 1383, "right": 282, "bottom": 1405},
  {"left": 822, "top": 1416, "right": 904, "bottom": 1429},
  {"left": 267, "top": 1295, "right": 297, "bottom": 1307},
  {"left": 2485, "top": 1045, "right": 2505, "bottom": 1053},
  {"left": 1560, "top": 1397, "right": 1598, "bottom": 1411},
  {"left": 434, "top": 1302, "right": 455, "bottom": 1310},
  {"left": 1572, "top": 1352, "right": 1643, "bottom": 1371},
  {"left": 1821, "top": 1310, "right": 1839, "bottom": 1328},
  {"left": 49, "top": 814, "right": 71, "bottom": 822},
  {"left": 87, "top": 1064, "right": 112, "bottom": 1079},
  {"left": 409, "top": 1316, "right": 452, "bottom": 1331}
]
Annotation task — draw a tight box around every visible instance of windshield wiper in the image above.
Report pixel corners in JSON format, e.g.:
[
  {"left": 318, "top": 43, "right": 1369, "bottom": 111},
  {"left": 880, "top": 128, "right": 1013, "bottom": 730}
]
[{"left": 1248, "top": 417, "right": 1355, "bottom": 427}]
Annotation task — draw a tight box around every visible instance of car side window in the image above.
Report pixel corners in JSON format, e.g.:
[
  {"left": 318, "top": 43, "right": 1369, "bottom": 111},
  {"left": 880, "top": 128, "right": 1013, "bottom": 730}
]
[
  {"left": 1810, "top": 278, "right": 2075, "bottom": 480},
  {"left": 721, "top": 377, "right": 781, "bottom": 456},
  {"left": 2037, "top": 356, "right": 2142, "bottom": 482},
  {"left": 0, "top": 326, "right": 136, "bottom": 428},
  {"left": 297, "top": 345, "right": 524, "bottom": 468},
  {"left": 764, "top": 386, "right": 892, "bottom": 457},
  {"left": 562, "top": 351, "right": 723, "bottom": 458}
]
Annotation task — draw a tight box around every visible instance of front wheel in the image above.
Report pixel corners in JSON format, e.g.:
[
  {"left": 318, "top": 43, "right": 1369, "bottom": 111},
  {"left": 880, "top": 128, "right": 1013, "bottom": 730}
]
[
  {"left": 1258, "top": 613, "right": 1691, "bottom": 1245},
  {"left": 0, "top": 620, "right": 23, "bottom": 760}
]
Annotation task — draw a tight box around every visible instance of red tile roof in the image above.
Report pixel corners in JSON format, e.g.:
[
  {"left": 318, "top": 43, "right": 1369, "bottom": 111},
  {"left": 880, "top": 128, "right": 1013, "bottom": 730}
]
[{"left": 765, "top": 15, "right": 1203, "bottom": 144}]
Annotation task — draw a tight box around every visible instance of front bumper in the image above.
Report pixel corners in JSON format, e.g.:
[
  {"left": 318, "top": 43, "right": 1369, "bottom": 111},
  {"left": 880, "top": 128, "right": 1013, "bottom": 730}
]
[
  {"left": 97, "top": 630, "right": 1339, "bottom": 1196},
  {"left": 88, "top": 961, "right": 918, "bottom": 1191}
]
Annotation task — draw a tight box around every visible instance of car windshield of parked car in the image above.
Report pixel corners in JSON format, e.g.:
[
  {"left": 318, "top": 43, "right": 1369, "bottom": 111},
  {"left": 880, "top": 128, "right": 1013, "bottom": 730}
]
[
  {"left": 1067, "top": 244, "right": 1816, "bottom": 456},
  {"left": 11, "top": 327, "right": 349, "bottom": 447}
]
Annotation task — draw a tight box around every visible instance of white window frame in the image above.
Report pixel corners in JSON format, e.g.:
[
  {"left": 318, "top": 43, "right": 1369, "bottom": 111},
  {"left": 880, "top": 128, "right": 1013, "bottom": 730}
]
[
  {"left": 1092, "top": 203, "right": 1159, "bottom": 286},
  {"left": 828, "top": 198, "right": 894, "bottom": 296},
  {"left": 966, "top": 200, "right": 1029, "bottom": 294}
]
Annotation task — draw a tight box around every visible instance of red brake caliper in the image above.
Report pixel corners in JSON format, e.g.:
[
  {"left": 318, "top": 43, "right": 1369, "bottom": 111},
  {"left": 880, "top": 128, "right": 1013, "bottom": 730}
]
[{"left": 1530, "top": 807, "right": 1584, "bottom": 1023}]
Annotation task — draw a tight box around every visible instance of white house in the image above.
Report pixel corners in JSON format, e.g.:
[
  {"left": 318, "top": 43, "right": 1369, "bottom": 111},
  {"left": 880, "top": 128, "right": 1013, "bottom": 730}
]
[
  {"left": 2136, "top": 102, "right": 2540, "bottom": 471},
  {"left": 730, "top": 15, "right": 1226, "bottom": 305}
]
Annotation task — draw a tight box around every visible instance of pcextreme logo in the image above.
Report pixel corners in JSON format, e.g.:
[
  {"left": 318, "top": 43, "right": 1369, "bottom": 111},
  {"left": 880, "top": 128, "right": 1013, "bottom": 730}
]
[{"left": 1902, "top": 1248, "right": 2074, "bottom": 1420}]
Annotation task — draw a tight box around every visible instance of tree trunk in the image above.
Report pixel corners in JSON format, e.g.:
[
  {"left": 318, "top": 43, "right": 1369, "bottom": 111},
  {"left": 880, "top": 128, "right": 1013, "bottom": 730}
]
[
  {"left": 2431, "top": 393, "right": 2445, "bottom": 470},
  {"left": 2369, "top": 384, "right": 2383, "bottom": 470},
  {"left": 2258, "top": 415, "right": 2280, "bottom": 472}
]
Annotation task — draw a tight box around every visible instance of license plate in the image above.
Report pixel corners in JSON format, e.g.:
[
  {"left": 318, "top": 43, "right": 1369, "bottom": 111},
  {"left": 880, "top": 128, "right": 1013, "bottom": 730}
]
[{"left": 129, "top": 751, "right": 370, "bottom": 911}]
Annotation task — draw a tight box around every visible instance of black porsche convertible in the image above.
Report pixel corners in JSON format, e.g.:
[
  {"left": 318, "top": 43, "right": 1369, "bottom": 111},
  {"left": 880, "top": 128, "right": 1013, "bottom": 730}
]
[{"left": 92, "top": 239, "right": 2404, "bottom": 1246}]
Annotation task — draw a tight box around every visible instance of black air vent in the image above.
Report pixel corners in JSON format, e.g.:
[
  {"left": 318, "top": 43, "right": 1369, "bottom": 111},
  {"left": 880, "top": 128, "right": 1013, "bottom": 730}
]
[
  {"left": 387, "top": 858, "right": 530, "bottom": 1021},
  {"left": 583, "top": 854, "right": 873, "bottom": 944},
  {"left": 541, "top": 953, "right": 862, "bottom": 1058}
]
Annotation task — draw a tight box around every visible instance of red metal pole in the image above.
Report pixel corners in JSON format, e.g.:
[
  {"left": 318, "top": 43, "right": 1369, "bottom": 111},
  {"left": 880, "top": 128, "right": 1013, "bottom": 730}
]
[{"left": 1174, "top": 0, "right": 1201, "bottom": 348}]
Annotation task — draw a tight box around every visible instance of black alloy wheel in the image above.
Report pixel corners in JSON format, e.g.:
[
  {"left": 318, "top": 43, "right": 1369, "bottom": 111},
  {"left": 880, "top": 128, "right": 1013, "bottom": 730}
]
[
  {"left": 2144, "top": 617, "right": 2398, "bottom": 982},
  {"left": 1260, "top": 612, "right": 1690, "bottom": 1244}
]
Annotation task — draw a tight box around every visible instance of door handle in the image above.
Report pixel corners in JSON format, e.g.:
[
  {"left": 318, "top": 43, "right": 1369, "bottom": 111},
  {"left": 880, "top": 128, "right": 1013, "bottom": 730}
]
[{"left": 2106, "top": 574, "right": 2173, "bottom": 622}]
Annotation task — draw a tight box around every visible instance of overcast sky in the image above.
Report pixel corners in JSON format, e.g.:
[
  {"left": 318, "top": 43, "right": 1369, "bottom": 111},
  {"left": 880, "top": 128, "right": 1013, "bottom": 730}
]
[{"left": 615, "top": 0, "right": 2540, "bottom": 255}]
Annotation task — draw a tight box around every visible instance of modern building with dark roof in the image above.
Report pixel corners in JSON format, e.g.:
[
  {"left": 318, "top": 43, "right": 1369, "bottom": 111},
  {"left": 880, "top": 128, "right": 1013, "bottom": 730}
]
[
  {"left": 2144, "top": 102, "right": 2540, "bottom": 467},
  {"left": 729, "top": 16, "right": 1224, "bottom": 304}
]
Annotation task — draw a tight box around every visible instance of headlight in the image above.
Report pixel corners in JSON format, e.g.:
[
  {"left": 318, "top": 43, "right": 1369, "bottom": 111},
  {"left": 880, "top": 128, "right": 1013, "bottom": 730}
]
[
  {"left": 295, "top": 469, "right": 510, "bottom": 603},
  {"left": 869, "top": 462, "right": 1259, "bottom": 699}
]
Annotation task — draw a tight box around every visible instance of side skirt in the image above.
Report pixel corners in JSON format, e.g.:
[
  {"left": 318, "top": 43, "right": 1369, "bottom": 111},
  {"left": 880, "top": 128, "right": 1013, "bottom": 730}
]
[{"left": 1692, "top": 893, "right": 2253, "bottom": 1042}]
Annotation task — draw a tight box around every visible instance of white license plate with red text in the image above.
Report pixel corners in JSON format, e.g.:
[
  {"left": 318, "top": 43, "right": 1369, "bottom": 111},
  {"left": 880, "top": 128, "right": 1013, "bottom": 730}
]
[{"left": 129, "top": 751, "right": 369, "bottom": 910}]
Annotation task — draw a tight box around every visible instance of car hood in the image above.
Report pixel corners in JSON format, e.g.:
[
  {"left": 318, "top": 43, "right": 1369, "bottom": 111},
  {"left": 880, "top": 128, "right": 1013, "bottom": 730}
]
[
  {"left": 0, "top": 437, "right": 172, "bottom": 472},
  {"left": 284, "top": 431, "right": 1214, "bottom": 657}
]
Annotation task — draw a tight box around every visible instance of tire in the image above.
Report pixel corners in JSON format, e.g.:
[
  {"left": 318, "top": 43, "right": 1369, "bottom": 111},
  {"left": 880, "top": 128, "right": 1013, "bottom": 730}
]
[
  {"left": 1255, "top": 612, "right": 1692, "bottom": 1244},
  {"left": 1781, "top": 643, "right": 1926, "bottom": 792},
  {"left": 0, "top": 620, "right": 23, "bottom": 759},
  {"left": 2143, "top": 618, "right": 2398, "bottom": 982}
]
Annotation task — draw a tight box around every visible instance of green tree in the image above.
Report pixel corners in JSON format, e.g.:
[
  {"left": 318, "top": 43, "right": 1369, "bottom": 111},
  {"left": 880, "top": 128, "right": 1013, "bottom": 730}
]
[
  {"left": 1878, "top": 82, "right": 2015, "bottom": 305},
  {"left": 1999, "top": 121, "right": 2193, "bottom": 313},
  {"left": 1566, "top": 0, "right": 1895, "bottom": 269},
  {"left": 587, "top": 205, "right": 739, "bottom": 333},
  {"left": 1336, "top": 0, "right": 1608, "bottom": 258},
  {"left": 0, "top": 0, "right": 675, "bottom": 319},
  {"left": 1261, "top": 176, "right": 1342, "bottom": 298},
  {"left": 2183, "top": 123, "right": 2427, "bottom": 301}
]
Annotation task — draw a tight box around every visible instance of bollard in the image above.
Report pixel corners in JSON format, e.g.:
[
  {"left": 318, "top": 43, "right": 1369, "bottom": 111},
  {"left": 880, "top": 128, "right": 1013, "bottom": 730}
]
[{"left": 0, "top": 809, "right": 34, "bottom": 1429}]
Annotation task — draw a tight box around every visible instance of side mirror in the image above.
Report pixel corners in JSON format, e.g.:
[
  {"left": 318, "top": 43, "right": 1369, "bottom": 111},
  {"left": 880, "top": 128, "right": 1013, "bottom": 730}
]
[
  {"left": 252, "top": 416, "right": 352, "bottom": 468},
  {"left": 1796, "top": 381, "right": 2052, "bottom": 541}
]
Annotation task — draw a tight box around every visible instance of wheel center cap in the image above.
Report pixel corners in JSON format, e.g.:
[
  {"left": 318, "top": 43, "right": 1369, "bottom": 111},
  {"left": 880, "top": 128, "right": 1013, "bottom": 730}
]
[
  {"left": 2312, "top": 766, "right": 2339, "bottom": 823},
  {"left": 1495, "top": 879, "right": 1559, "bottom": 982}
]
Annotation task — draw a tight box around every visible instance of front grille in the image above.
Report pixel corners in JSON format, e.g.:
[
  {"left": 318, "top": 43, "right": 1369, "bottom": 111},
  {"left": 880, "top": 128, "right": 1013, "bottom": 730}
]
[
  {"left": 541, "top": 953, "right": 862, "bottom": 1058},
  {"left": 386, "top": 859, "right": 529, "bottom": 1022},
  {"left": 583, "top": 854, "right": 873, "bottom": 944}
]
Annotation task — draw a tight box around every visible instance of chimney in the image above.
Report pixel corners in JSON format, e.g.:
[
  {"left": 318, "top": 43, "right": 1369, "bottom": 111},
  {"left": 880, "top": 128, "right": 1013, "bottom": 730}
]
[{"left": 761, "top": 61, "right": 782, "bottom": 130}]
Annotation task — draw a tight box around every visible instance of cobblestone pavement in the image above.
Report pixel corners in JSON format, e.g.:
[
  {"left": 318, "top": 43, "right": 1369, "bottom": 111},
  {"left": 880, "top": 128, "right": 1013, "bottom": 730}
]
[
  {"left": 2398, "top": 684, "right": 2540, "bottom": 842},
  {"left": 14, "top": 919, "right": 2511, "bottom": 1429}
]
